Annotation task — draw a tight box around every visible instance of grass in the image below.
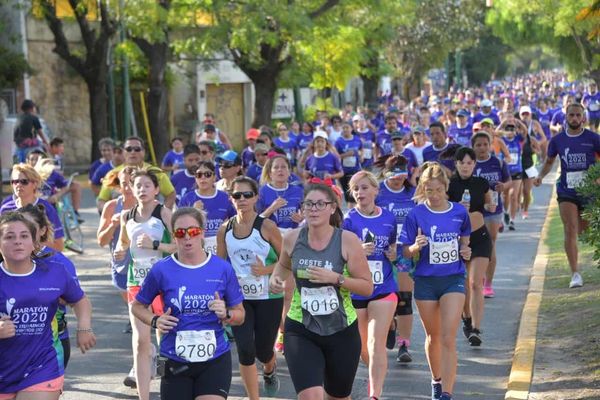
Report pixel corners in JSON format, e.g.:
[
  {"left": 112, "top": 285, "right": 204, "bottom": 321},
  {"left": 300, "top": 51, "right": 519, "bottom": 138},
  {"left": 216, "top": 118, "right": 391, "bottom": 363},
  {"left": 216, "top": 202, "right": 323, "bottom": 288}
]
[{"left": 539, "top": 206, "right": 600, "bottom": 373}]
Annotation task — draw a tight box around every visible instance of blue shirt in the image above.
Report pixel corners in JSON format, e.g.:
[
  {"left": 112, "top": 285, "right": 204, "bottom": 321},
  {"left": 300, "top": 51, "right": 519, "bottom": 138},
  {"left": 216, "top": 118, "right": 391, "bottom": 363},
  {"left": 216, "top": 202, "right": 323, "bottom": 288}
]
[
  {"left": 136, "top": 254, "right": 244, "bottom": 363},
  {"left": 178, "top": 190, "right": 236, "bottom": 239},
  {"left": 376, "top": 182, "right": 417, "bottom": 247},
  {"left": 91, "top": 161, "right": 115, "bottom": 186},
  {"left": 473, "top": 111, "right": 500, "bottom": 126},
  {"left": 502, "top": 135, "right": 524, "bottom": 174},
  {"left": 475, "top": 155, "right": 511, "bottom": 216},
  {"left": 400, "top": 202, "right": 471, "bottom": 277},
  {"left": 246, "top": 163, "right": 264, "bottom": 183},
  {"left": 422, "top": 143, "right": 457, "bottom": 172},
  {"left": 357, "top": 129, "right": 376, "bottom": 168},
  {"left": 448, "top": 123, "right": 473, "bottom": 147},
  {"left": 256, "top": 183, "right": 304, "bottom": 230},
  {"left": 304, "top": 152, "right": 342, "bottom": 179},
  {"left": 170, "top": 169, "right": 196, "bottom": 203},
  {"left": 161, "top": 150, "right": 184, "bottom": 171},
  {"left": 335, "top": 135, "right": 363, "bottom": 174},
  {"left": 88, "top": 159, "right": 104, "bottom": 180},
  {"left": 376, "top": 131, "right": 393, "bottom": 157},
  {"left": 274, "top": 137, "right": 298, "bottom": 166},
  {"left": 41, "top": 171, "right": 68, "bottom": 198},
  {"left": 0, "top": 197, "right": 64, "bottom": 239}
]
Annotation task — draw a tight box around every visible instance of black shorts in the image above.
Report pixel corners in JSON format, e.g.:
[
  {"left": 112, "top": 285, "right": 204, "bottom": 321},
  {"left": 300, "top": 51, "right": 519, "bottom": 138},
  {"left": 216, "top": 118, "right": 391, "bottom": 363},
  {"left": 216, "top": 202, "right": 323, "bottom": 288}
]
[
  {"left": 351, "top": 292, "right": 397, "bottom": 309},
  {"left": 284, "top": 318, "right": 361, "bottom": 397},
  {"left": 161, "top": 352, "right": 232, "bottom": 399},
  {"left": 470, "top": 226, "right": 492, "bottom": 259},
  {"left": 511, "top": 172, "right": 523, "bottom": 180},
  {"left": 557, "top": 195, "right": 587, "bottom": 212}
]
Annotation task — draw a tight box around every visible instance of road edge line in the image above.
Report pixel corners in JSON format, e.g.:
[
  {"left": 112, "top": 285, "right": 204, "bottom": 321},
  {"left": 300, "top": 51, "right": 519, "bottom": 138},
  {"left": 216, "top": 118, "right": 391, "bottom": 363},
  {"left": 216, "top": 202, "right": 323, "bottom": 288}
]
[{"left": 504, "top": 184, "right": 557, "bottom": 400}]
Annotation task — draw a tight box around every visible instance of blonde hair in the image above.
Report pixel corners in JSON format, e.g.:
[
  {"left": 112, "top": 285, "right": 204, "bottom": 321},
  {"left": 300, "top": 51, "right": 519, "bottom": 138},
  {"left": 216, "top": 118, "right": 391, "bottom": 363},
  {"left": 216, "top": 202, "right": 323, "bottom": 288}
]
[
  {"left": 348, "top": 171, "right": 379, "bottom": 194},
  {"left": 11, "top": 163, "right": 42, "bottom": 188},
  {"left": 414, "top": 162, "right": 449, "bottom": 203},
  {"left": 33, "top": 158, "right": 57, "bottom": 181},
  {"left": 260, "top": 155, "right": 290, "bottom": 186}
]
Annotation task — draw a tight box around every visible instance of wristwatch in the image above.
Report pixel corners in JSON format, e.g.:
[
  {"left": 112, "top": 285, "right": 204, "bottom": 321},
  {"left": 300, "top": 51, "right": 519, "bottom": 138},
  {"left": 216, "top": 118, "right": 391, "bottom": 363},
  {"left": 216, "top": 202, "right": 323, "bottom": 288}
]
[
  {"left": 152, "top": 240, "right": 160, "bottom": 250},
  {"left": 225, "top": 310, "right": 232, "bottom": 321},
  {"left": 335, "top": 274, "right": 345, "bottom": 288},
  {"left": 151, "top": 315, "right": 159, "bottom": 329}
]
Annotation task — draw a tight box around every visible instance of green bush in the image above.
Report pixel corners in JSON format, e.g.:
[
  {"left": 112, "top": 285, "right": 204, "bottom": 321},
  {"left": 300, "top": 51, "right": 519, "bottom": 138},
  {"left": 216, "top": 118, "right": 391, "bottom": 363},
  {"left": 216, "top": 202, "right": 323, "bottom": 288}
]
[
  {"left": 577, "top": 162, "right": 600, "bottom": 267},
  {"left": 304, "top": 97, "right": 340, "bottom": 124}
]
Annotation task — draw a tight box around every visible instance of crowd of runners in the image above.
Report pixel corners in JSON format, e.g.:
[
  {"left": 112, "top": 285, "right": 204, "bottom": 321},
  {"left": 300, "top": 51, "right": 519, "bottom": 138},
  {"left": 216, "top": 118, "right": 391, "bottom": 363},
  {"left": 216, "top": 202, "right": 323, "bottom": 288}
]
[{"left": 1, "top": 70, "right": 599, "bottom": 400}]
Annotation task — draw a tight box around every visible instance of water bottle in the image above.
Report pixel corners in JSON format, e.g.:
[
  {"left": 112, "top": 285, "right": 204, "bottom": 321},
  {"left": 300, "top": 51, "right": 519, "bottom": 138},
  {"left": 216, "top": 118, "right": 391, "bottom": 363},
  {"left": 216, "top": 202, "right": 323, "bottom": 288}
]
[{"left": 462, "top": 189, "right": 471, "bottom": 204}]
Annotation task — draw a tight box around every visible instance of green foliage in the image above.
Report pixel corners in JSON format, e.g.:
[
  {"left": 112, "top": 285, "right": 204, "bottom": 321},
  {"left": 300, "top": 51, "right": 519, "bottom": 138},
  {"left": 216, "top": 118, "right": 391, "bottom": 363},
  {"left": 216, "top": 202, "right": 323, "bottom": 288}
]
[
  {"left": 0, "top": 45, "right": 33, "bottom": 90},
  {"left": 304, "top": 97, "right": 339, "bottom": 123},
  {"left": 577, "top": 163, "right": 600, "bottom": 267},
  {"left": 462, "top": 29, "right": 511, "bottom": 85}
]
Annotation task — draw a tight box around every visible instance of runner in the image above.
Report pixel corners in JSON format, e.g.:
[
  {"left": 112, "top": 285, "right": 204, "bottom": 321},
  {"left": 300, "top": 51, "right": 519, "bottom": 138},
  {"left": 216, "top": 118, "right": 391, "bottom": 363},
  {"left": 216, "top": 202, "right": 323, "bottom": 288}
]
[
  {"left": 374, "top": 115, "right": 397, "bottom": 161},
  {"left": 170, "top": 144, "right": 202, "bottom": 203},
  {"left": 405, "top": 126, "right": 432, "bottom": 165},
  {"left": 274, "top": 123, "right": 298, "bottom": 168},
  {"left": 114, "top": 169, "right": 176, "bottom": 400},
  {"left": 517, "top": 107, "right": 542, "bottom": 219},
  {"left": 374, "top": 155, "right": 417, "bottom": 363},
  {"left": 179, "top": 161, "right": 235, "bottom": 255},
  {"left": 257, "top": 155, "right": 304, "bottom": 353},
  {"left": 534, "top": 103, "right": 600, "bottom": 288},
  {"left": 343, "top": 171, "right": 398, "bottom": 399},
  {"left": 160, "top": 137, "right": 185, "bottom": 174},
  {"left": 303, "top": 131, "right": 343, "bottom": 182},
  {"left": 215, "top": 151, "right": 243, "bottom": 192},
  {"left": 91, "top": 145, "right": 125, "bottom": 197},
  {"left": 0, "top": 212, "right": 95, "bottom": 400},
  {"left": 335, "top": 122, "right": 363, "bottom": 208},
  {"left": 448, "top": 109, "right": 473, "bottom": 147},
  {"left": 422, "top": 122, "right": 459, "bottom": 173},
  {"left": 582, "top": 81, "right": 600, "bottom": 131},
  {"left": 216, "top": 176, "right": 283, "bottom": 400},
  {"left": 472, "top": 132, "right": 511, "bottom": 298},
  {"left": 353, "top": 115, "right": 376, "bottom": 170},
  {"left": 399, "top": 162, "right": 471, "bottom": 400},
  {"left": 498, "top": 119, "right": 526, "bottom": 230},
  {"left": 131, "top": 207, "right": 245, "bottom": 400},
  {"left": 269, "top": 182, "right": 373, "bottom": 400},
  {"left": 448, "top": 147, "right": 494, "bottom": 346},
  {"left": 89, "top": 138, "right": 116, "bottom": 196},
  {"left": 246, "top": 143, "right": 270, "bottom": 183}
]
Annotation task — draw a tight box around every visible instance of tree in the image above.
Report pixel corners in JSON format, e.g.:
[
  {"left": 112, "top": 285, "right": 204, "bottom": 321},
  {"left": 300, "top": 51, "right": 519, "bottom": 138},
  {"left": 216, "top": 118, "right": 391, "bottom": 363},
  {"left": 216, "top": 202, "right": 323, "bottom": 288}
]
[
  {"left": 39, "top": 0, "right": 117, "bottom": 160},
  {"left": 487, "top": 0, "right": 600, "bottom": 84},
  {"left": 0, "top": 46, "right": 32, "bottom": 91}
]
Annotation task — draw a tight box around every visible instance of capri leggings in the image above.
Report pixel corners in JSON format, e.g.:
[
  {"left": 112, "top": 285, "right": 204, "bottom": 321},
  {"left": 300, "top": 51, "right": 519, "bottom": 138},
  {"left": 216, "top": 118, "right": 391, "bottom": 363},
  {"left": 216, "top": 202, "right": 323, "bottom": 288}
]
[
  {"left": 231, "top": 298, "right": 283, "bottom": 366},
  {"left": 284, "top": 318, "right": 361, "bottom": 398}
]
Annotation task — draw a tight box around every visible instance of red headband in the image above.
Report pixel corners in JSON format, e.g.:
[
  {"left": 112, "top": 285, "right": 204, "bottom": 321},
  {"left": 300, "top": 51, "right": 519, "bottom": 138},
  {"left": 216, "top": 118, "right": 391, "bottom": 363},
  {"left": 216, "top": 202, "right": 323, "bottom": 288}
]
[{"left": 308, "top": 177, "right": 342, "bottom": 199}]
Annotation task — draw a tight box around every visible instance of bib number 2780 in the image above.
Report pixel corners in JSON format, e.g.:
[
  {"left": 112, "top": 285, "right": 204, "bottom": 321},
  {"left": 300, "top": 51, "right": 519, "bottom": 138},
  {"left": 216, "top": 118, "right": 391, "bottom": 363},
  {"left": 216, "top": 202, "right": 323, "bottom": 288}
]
[{"left": 176, "top": 330, "right": 216, "bottom": 362}]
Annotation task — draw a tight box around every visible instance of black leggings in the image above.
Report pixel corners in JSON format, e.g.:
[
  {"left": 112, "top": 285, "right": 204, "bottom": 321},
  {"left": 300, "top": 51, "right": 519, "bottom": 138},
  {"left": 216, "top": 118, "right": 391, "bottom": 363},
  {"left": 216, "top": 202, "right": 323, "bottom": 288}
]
[
  {"left": 61, "top": 337, "right": 71, "bottom": 369},
  {"left": 284, "top": 318, "right": 361, "bottom": 397},
  {"left": 231, "top": 298, "right": 283, "bottom": 366},
  {"left": 161, "top": 352, "right": 232, "bottom": 399}
]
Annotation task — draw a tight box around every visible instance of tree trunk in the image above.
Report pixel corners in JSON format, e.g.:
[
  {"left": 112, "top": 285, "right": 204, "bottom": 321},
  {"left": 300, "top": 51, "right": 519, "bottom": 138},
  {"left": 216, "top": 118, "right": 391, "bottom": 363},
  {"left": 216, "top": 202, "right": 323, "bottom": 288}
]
[
  {"left": 86, "top": 78, "right": 109, "bottom": 161},
  {"left": 361, "top": 74, "right": 379, "bottom": 106},
  {"left": 250, "top": 74, "right": 277, "bottom": 128},
  {"left": 145, "top": 41, "right": 169, "bottom": 163}
]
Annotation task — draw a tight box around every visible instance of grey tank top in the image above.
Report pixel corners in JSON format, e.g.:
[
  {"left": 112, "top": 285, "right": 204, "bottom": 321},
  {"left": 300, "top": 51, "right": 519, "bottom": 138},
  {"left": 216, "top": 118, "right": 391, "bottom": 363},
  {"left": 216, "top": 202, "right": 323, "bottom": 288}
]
[{"left": 289, "top": 227, "right": 356, "bottom": 336}]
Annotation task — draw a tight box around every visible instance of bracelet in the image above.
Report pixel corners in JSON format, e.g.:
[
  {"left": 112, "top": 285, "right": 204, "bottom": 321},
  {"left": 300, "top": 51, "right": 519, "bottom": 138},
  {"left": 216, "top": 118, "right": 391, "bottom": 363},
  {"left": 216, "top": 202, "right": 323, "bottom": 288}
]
[{"left": 76, "top": 328, "right": 94, "bottom": 333}]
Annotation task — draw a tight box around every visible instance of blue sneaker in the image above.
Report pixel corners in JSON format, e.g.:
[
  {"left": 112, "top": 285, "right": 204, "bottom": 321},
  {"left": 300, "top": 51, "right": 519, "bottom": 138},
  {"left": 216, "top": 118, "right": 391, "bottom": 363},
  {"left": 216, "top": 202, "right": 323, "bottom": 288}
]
[
  {"left": 431, "top": 380, "right": 442, "bottom": 399},
  {"left": 440, "top": 392, "right": 453, "bottom": 400}
]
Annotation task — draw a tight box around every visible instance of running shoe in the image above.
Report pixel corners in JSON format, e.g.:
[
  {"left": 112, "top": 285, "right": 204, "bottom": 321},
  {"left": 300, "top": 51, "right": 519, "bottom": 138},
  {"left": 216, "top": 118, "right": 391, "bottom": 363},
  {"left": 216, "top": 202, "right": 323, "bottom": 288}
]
[
  {"left": 522, "top": 211, "right": 529, "bottom": 220},
  {"left": 503, "top": 212, "right": 510, "bottom": 225},
  {"left": 431, "top": 380, "right": 442, "bottom": 400},
  {"left": 386, "top": 326, "right": 396, "bottom": 350},
  {"left": 263, "top": 366, "right": 280, "bottom": 396},
  {"left": 397, "top": 343, "right": 413, "bottom": 363},
  {"left": 468, "top": 328, "right": 482, "bottom": 347},
  {"left": 508, "top": 220, "right": 515, "bottom": 231},
  {"left": 483, "top": 285, "right": 495, "bottom": 298},
  {"left": 123, "top": 367, "right": 136, "bottom": 389},
  {"left": 462, "top": 317, "right": 472, "bottom": 339},
  {"left": 439, "top": 392, "right": 453, "bottom": 400},
  {"left": 274, "top": 332, "right": 284, "bottom": 353},
  {"left": 569, "top": 272, "right": 583, "bottom": 288}
]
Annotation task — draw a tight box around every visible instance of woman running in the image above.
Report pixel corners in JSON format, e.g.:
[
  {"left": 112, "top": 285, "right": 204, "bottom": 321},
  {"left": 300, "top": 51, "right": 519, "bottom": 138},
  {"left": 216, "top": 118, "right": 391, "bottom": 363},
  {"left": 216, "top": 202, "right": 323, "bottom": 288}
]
[
  {"left": 399, "top": 162, "right": 471, "bottom": 400},
  {"left": 499, "top": 119, "right": 526, "bottom": 231},
  {"left": 269, "top": 182, "right": 373, "bottom": 400},
  {"left": 303, "top": 131, "right": 343, "bottom": 182},
  {"left": 448, "top": 147, "right": 494, "bottom": 346},
  {"left": 115, "top": 169, "right": 176, "bottom": 400},
  {"left": 343, "top": 171, "right": 397, "bottom": 399},
  {"left": 131, "top": 207, "right": 245, "bottom": 400},
  {"left": 472, "top": 133, "right": 511, "bottom": 298},
  {"left": 179, "top": 161, "right": 236, "bottom": 255},
  {"left": 0, "top": 212, "right": 95, "bottom": 400},
  {"left": 335, "top": 122, "right": 363, "bottom": 208},
  {"left": 256, "top": 155, "right": 304, "bottom": 353},
  {"left": 216, "top": 176, "right": 283, "bottom": 400},
  {"left": 375, "top": 155, "right": 417, "bottom": 363}
]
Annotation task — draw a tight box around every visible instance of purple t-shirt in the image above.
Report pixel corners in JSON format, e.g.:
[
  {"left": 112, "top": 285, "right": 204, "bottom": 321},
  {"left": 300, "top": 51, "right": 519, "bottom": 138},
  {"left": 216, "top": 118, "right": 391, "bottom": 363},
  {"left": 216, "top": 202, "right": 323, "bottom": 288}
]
[
  {"left": 583, "top": 92, "right": 600, "bottom": 118},
  {"left": 0, "top": 197, "right": 64, "bottom": 239},
  {"left": 136, "top": 254, "right": 244, "bottom": 363},
  {"left": 473, "top": 111, "right": 500, "bottom": 126},
  {"left": 304, "top": 152, "right": 342, "bottom": 179},
  {"left": 376, "top": 131, "right": 393, "bottom": 157},
  {"left": 375, "top": 182, "right": 417, "bottom": 248},
  {"left": 422, "top": 143, "right": 457, "bottom": 172},
  {"left": 274, "top": 137, "right": 298, "bottom": 165},
  {"left": 475, "top": 155, "right": 511, "bottom": 216},
  {"left": 246, "top": 163, "right": 264, "bottom": 183},
  {"left": 357, "top": 129, "right": 376, "bottom": 168},
  {"left": 343, "top": 208, "right": 397, "bottom": 300},
  {"left": 256, "top": 183, "right": 304, "bottom": 230},
  {"left": 161, "top": 150, "right": 184, "bottom": 171},
  {"left": 399, "top": 202, "right": 471, "bottom": 277},
  {"left": 170, "top": 169, "right": 196, "bottom": 202},
  {"left": 502, "top": 135, "right": 524, "bottom": 175},
  {"left": 335, "top": 135, "right": 363, "bottom": 174},
  {"left": 448, "top": 123, "right": 473, "bottom": 147},
  {"left": 0, "top": 258, "right": 84, "bottom": 393},
  {"left": 296, "top": 133, "right": 314, "bottom": 160},
  {"left": 88, "top": 159, "right": 103, "bottom": 180},
  {"left": 241, "top": 147, "right": 255, "bottom": 169},
  {"left": 91, "top": 161, "right": 115, "bottom": 186},
  {"left": 547, "top": 129, "right": 600, "bottom": 198},
  {"left": 41, "top": 171, "right": 68, "bottom": 198},
  {"left": 536, "top": 109, "right": 553, "bottom": 139},
  {"left": 551, "top": 109, "right": 565, "bottom": 129}
]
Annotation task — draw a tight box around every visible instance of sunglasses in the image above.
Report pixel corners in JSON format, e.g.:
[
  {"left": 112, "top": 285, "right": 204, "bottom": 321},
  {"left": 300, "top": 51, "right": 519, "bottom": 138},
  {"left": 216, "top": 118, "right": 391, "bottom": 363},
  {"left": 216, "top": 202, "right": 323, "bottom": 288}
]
[
  {"left": 199, "top": 150, "right": 211, "bottom": 155},
  {"left": 173, "top": 226, "right": 203, "bottom": 239},
  {"left": 220, "top": 163, "right": 236, "bottom": 169},
  {"left": 231, "top": 191, "right": 255, "bottom": 200},
  {"left": 124, "top": 146, "right": 143, "bottom": 153},
  {"left": 10, "top": 179, "right": 30, "bottom": 185},
  {"left": 255, "top": 153, "right": 268, "bottom": 157},
  {"left": 196, "top": 171, "right": 214, "bottom": 179}
]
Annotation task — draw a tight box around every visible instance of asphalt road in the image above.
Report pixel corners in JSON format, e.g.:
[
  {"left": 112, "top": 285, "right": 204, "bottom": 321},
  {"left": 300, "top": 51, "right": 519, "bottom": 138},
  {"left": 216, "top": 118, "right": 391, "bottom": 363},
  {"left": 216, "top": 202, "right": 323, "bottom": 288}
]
[{"left": 61, "top": 175, "right": 554, "bottom": 400}]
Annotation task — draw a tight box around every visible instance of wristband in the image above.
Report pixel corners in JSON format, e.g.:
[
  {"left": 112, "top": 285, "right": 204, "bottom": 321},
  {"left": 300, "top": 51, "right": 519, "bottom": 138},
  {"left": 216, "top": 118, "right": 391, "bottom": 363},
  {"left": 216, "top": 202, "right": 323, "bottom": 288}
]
[
  {"left": 151, "top": 315, "right": 159, "bottom": 329},
  {"left": 76, "top": 328, "right": 94, "bottom": 333},
  {"left": 152, "top": 240, "right": 160, "bottom": 250}
]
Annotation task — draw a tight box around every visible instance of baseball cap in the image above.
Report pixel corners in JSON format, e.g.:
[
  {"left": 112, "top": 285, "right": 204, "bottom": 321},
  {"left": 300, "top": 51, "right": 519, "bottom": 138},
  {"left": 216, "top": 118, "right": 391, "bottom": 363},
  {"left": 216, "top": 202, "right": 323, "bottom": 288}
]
[
  {"left": 457, "top": 109, "right": 470, "bottom": 118},
  {"left": 481, "top": 99, "right": 493, "bottom": 107},
  {"left": 216, "top": 150, "right": 241, "bottom": 165},
  {"left": 246, "top": 128, "right": 260, "bottom": 140},
  {"left": 412, "top": 126, "right": 426, "bottom": 134},
  {"left": 391, "top": 132, "right": 404, "bottom": 141},
  {"left": 204, "top": 124, "right": 216, "bottom": 132},
  {"left": 352, "top": 114, "right": 363, "bottom": 122},
  {"left": 313, "top": 130, "right": 328, "bottom": 141},
  {"left": 480, "top": 117, "right": 494, "bottom": 126},
  {"left": 519, "top": 105, "right": 532, "bottom": 115}
]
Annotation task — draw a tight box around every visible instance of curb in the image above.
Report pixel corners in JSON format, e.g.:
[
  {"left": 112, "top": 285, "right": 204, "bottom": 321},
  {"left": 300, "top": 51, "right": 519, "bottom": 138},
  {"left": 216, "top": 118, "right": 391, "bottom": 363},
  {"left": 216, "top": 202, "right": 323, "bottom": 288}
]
[{"left": 504, "top": 182, "right": 557, "bottom": 400}]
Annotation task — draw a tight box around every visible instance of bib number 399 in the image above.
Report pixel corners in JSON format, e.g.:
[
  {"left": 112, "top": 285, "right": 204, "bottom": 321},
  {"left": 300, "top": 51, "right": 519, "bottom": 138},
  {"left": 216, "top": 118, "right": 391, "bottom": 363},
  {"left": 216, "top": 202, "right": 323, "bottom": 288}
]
[
  {"left": 176, "top": 330, "right": 216, "bottom": 362},
  {"left": 301, "top": 286, "right": 339, "bottom": 316},
  {"left": 429, "top": 240, "right": 459, "bottom": 264}
]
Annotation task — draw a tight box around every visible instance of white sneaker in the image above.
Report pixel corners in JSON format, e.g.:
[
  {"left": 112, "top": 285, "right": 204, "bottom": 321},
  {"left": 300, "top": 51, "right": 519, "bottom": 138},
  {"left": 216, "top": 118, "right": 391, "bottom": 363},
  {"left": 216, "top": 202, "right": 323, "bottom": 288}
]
[{"left": 569, "top": 272, "right": 583, "bottom": 288}]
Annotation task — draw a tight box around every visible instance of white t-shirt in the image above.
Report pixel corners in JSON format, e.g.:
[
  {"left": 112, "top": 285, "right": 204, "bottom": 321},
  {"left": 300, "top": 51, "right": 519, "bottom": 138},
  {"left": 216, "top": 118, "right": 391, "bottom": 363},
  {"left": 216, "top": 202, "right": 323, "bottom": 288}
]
[{"left": 406, "top": 141, "right": 431, "bottom": 165}]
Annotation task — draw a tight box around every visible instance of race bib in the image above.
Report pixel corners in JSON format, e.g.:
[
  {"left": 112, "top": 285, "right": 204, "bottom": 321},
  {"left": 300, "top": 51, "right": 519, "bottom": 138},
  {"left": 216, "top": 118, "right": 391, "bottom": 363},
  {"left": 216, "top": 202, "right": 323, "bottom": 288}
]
[
  {"left": 491, "top": 191, "right": 499, "bottom": 206},
  {"left": 203, "top": 236, "right": 218, "bottom": 255},
  {"left": 363, "top": 148, "right": 372, "bottom": 159},
  {"left": 566, "top": 170, "right": 586, "bottom": 189},
  {"left": 342, "top": 156, "right": 357, "bottom": 168},
  {"left": 301, "top": 286, "right": 339, "bottom": 316},
  {"left": 396, "top": 223, "right": 403, "bottom": 244},
  {"left": 429, "top": 239, "right": 459, "bottom": 265},
  {"left": 589, "top": 101, "right": 600, "bottom": 112},
  {"left": 508, "top": 152, "right": 519, "bottom": 165},
  {"left": 175, "top": 330, "right": 217, "bottom": 362},
  {"left": 368, "top": 260, "right": 384, "bottom": 284},
  {"left": 238, "top": 275, "right": 269, "bottom": 299},
  {"left": 133, "top": 258, "right": 156, "bottom": 285}
]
